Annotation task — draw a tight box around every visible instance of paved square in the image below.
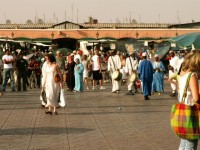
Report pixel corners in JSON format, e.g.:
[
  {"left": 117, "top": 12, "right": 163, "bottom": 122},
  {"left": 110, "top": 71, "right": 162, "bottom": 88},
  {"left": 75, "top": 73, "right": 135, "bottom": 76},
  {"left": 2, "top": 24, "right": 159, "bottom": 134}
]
[{"left": 0, "top": 82, "right": 181, "bottom": 150}]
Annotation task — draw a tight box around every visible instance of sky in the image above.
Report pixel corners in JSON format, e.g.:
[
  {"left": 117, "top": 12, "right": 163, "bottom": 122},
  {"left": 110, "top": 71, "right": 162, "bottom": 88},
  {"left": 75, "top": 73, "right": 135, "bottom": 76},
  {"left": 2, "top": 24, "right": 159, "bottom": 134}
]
[{"left": 0, "top": 0, "right": 199, "bottom": 24}]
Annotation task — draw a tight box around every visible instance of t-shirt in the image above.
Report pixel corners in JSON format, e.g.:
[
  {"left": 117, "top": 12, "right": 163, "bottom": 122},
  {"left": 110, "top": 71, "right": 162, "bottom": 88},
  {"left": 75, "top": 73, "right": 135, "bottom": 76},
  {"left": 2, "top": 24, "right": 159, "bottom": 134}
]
[
  {"left": 91, "top": 55, "right": 99, "bottom": 71},
  {"left": 2, "top": 55, "right": 13, "bottom": 69}
]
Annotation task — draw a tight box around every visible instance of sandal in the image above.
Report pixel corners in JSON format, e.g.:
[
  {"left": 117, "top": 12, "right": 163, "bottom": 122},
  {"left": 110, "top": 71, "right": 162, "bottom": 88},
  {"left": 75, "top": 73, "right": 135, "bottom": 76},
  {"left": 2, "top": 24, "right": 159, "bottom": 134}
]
[{"left": 45, "top": 111, "right": 52, "bottom": 115}]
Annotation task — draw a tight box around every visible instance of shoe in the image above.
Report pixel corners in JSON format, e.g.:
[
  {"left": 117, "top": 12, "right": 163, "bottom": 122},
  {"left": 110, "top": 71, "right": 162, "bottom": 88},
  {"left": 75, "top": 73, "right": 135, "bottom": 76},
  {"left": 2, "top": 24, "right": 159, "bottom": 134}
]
[
  {"left": 45, "top": 111, "right": 52, "bottom": 115},
  {"left": 12, "top": 89, "right": 16, "bottom": 92},
  {"left": 111, "top": 91, "right": 116, "bottom": 93},
  {"left": 135, "top": 90, "right": 138, "bottom": 93},
  {"left": 86, "top": 87, "right": 89, "bottom": 90},
  {"left": 170, "top": 93, "right": 176, "bottom": 97},
  {"left": 144, "top": 96, "right": 150, "bottom": 100},
  {"left": 53, "top": 111, "right": 58, "bottom": 115},
  {"left": 100, "top": 86, "right": 106, "bottom": 90},
  {"left": 151, "top": 92, "right": 154, "bottom": 95},
  {"left": 92, "top": 86, "right": 96, "bottom": 90},
  {"left": 41, "top": 105, "right": 45, "bottom": 108},
  {"left": 125, "top": 90, "right": 134, "bottom": 95},
  {"left": 116, "top": 90, "right": 120, "bottom": 94},
  {"left": 158, "top": 92, "right": 161, "bottom": 96}
]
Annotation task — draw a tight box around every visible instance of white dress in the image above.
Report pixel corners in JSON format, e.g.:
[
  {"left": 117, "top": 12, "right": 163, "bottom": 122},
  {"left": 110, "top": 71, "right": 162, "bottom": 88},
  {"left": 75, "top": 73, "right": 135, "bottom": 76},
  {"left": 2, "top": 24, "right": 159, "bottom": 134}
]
[{"left": 43, "top": 64, "right": 60, "bottom": 107}]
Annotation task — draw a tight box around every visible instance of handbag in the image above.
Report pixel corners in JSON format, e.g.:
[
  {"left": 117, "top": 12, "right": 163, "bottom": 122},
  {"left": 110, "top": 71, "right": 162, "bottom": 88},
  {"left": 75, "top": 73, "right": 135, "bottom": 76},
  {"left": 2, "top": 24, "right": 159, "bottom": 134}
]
[
  {"left": 54, "top": 73, "right": 61, "bottom": 82},
  {"left": 59, "top": 89, "right": 66, "bottom": 107},
  {"left": 170, "top": 73, "right": 200, "bottom": 140}
]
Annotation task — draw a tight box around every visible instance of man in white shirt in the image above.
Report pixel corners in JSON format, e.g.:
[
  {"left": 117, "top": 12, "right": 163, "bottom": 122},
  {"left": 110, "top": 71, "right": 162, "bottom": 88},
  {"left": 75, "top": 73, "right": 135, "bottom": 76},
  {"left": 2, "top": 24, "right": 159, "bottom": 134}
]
[
  {"left": 168, "top": 50, "right": 179, "bottom": 97},
  {"left": 125, "top": 51, "right": 138, "bottom": 95},
  {"left": 107, "top": 50, "right": 121, "bottom": 93},
  {"left": 2, "top": 50, "right": 15, "bottom": 91},
  {"left": 91, "top": 50, "right": 106, "bottom": 90}
]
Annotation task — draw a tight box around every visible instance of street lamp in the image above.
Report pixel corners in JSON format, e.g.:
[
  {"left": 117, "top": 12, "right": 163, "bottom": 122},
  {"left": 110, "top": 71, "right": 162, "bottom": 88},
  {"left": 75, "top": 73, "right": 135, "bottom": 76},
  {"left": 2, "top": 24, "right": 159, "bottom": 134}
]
[
  {"left": 96, "top": 31, "right": 99, "bottom": 39},
  {"left": 175, "top": 32, "right": 178, "bottom": 37},
  {"left": 95, "top": 31, "right": 100, "bottom": 51},
  {"left": 51, "top": 32, "right": 54, "bottom": 39},
  {"left": 11, "top": 32, "right": 14, "bottom": 39},
  {"left": 136, "top": 31, "right": 139, "bottom": 39}
]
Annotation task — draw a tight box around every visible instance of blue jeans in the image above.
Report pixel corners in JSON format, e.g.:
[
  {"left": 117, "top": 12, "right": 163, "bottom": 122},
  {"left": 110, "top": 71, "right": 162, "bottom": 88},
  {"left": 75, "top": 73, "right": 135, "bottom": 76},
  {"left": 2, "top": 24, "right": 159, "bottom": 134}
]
[
  {"left": 179, "top": 139, "right": 198, "bottom": 150},
  {"left": 2, "top": 68, "right": 15, "bottom": 91}
]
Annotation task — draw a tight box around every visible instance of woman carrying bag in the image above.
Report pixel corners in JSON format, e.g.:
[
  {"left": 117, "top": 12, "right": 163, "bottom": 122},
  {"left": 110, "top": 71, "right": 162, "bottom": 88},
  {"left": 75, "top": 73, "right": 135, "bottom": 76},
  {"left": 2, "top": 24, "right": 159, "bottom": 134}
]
[
  {"left": 42, "top": 54, "right": 63, "bottom": 115},
  {"left": 171, "top": 50, "right": 200, "bottom": 150}
]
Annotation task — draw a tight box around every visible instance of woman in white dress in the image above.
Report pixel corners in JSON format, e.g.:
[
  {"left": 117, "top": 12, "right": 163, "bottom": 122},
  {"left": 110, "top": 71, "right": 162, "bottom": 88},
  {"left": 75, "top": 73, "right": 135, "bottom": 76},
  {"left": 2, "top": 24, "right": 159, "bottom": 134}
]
[{"left": 42, "top": 54, "right": 63, "bottom": 115}]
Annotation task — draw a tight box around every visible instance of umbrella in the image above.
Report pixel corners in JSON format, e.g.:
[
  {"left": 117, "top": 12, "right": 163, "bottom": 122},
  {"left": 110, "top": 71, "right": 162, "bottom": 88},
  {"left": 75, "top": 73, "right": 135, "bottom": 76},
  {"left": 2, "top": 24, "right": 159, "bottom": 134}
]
[{"left": 169, "top": 32, "right": 200, "bottom": 49}]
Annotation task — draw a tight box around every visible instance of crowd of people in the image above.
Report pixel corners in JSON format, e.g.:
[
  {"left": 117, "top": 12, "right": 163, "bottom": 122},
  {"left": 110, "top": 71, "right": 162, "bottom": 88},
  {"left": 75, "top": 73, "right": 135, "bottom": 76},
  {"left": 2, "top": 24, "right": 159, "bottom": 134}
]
[{"left": 0, "top": 47, "right": 192, "bottom": 99}]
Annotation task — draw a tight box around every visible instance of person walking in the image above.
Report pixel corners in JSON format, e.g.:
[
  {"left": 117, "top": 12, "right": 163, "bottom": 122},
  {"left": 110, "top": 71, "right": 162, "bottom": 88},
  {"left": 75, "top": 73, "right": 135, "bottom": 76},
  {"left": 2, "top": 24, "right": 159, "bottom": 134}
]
[
  {"left": 16, "top": 53, "right": 28, "bottom": 91},
  {"left": 107, "top": 50, "right": 122, "bottom": 93},
  {"left": 74, "top": 58, "right": 84, "bottom": 92},
  {"left": 138, "top": 52, "right": 154, "bottom": 100},
  {"left": 151, "top": 54, "right": 165, "bottom": 96},
  {"left": 82, "top": 55, "right": 90, "bottom": 90},
  {"left": 168, "top": 50, "right": 179, "bottom": 97},
  {"left": 125, "top": 50, "right": 139, "bottom": 95},
  {"left": 2, "top": 49, "right": 15, "bottom": 92},
  {"left": 91, "top": 50, "right": 106, "bottom": 90},
  {"left": 65, "top": 55, "right": 76, "bottom": 91},
  {"left": 42, "top": 54, "right": 63, "bottom": 115}
]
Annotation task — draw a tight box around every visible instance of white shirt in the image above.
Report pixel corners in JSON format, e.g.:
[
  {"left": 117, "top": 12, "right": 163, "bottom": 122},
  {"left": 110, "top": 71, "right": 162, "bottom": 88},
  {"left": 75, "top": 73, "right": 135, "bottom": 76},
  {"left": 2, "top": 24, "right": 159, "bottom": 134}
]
[
  {"left": 2, "top": 55, "right": 13, "bottom": 69},
  {"left": 91, "top": 55, "right": 100, "bottom": 71},
  {"left": 125, "top": 57, "right": 138, "bottom": 74},
  {"left": 107, "top": 55, "right": 121, "bottom": 72},
  {"left": 169, "top": 56, "right": 179, "bottom": 72}
]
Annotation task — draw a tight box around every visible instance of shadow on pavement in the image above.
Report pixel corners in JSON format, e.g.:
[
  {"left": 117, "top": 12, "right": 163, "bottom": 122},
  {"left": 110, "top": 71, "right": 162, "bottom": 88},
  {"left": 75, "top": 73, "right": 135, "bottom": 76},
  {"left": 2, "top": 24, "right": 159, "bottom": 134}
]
[{"left": 0, "top": 127, "right": 94, "bottom": 135}]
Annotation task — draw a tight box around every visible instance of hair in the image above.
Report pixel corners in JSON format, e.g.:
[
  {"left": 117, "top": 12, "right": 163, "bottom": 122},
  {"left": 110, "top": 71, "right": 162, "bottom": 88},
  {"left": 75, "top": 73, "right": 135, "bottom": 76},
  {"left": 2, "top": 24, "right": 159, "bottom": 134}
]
[
  {"left": 47, "top": 54, "right": 56, "bottom": 63},
  {"left": 83, "top": 55, "right": 88, "bottom": 60},
  {"left": 181, "top": 50, "right": 200, "bottom": 72}
]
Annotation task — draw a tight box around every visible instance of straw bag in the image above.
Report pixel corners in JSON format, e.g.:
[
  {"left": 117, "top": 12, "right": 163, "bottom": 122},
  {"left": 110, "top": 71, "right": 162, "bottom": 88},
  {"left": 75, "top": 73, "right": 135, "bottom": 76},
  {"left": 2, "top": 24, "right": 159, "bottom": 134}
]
[{"left": 170, "top": 73, "right": 200, "bottom": 140}]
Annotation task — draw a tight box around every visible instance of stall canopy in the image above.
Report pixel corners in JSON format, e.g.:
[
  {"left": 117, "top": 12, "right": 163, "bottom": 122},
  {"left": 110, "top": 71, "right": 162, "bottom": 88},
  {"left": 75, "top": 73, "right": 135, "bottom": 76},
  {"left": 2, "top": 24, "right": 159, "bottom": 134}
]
[
  {"left": 13, "top": 37, "right": 32, "bottom": 42},
  {"left": 169, "top": 32, "right": 200, "bottom": 49},
  {"left": 33, "top": 38, "right": 52, "bottom": 43},
  {"left": 154, "top": 45, "right": 170, "bottom": 59}
]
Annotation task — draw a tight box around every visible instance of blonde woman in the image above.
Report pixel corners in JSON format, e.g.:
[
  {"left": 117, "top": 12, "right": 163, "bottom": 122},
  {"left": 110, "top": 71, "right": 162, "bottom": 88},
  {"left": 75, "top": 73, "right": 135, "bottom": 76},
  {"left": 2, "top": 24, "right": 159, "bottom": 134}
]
[{"left": 176, "top": 50, "right": 200, "bottom": 150}]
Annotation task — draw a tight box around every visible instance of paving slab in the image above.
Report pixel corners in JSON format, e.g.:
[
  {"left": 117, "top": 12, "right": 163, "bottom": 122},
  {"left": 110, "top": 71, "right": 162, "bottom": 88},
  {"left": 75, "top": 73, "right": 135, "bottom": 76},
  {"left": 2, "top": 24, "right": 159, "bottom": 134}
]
[{"left": 0, "top": 81, "right": 183, "bottom": 150}]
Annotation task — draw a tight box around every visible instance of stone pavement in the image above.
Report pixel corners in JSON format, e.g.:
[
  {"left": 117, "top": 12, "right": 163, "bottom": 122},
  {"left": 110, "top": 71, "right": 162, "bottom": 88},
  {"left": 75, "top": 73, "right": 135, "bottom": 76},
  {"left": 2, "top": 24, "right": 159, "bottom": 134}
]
[{"left": 0, "top": 81, "right": 183, "bottom": 150}]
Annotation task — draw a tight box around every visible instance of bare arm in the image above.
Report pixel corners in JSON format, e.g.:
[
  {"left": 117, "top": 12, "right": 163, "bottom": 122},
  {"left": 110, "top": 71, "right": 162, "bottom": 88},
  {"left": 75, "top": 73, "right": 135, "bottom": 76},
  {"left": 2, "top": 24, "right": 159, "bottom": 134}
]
[
  {"left": 98, "top": 57, "right": 101, "bottom": 71},
  {"left": 168, "top": 73, "right": 178, "bottom": 86},
  {"left": 190, "top": 74, "right": 199, "bottom": 103}
]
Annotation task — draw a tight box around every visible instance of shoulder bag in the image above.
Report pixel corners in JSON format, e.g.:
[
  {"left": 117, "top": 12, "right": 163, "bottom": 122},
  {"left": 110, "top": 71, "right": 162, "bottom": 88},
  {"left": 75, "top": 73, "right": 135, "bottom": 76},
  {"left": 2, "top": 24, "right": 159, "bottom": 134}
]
[{"left": 170, "top": 73, "right": 200, "bottom": 140}]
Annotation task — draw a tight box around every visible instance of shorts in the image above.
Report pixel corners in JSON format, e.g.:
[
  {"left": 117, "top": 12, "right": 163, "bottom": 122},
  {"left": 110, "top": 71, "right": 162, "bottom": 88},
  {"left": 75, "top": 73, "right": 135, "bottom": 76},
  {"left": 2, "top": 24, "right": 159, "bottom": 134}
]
[{"left": 92, "top": 70, "right": 102, "bottom": 80}]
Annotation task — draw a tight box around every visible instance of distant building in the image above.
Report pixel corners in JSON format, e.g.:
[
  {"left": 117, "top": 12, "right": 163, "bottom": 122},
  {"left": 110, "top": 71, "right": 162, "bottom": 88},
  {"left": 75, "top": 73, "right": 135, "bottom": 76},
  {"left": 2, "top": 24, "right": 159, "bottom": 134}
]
[{"left": 0, "top": 21, "right": 200, "bottom": 30}]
